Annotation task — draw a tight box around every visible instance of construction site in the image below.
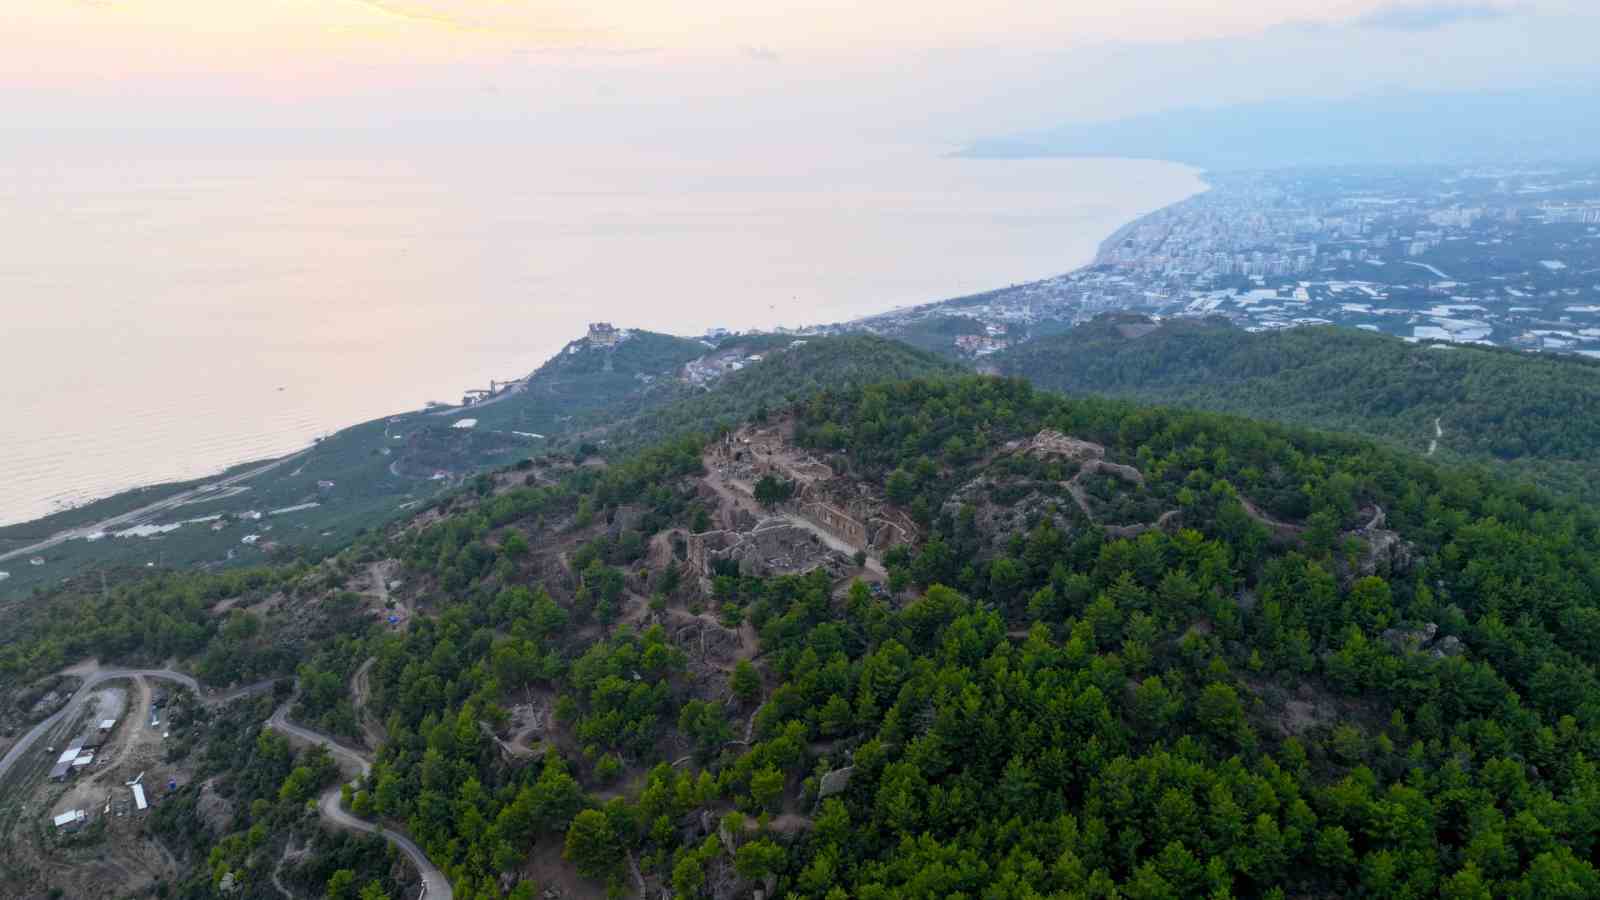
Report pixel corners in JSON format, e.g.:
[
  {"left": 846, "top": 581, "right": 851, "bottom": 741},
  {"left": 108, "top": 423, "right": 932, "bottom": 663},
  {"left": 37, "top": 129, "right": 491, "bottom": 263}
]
[{"left": 0, "top": 668, "right": 197, "bottom": 899}]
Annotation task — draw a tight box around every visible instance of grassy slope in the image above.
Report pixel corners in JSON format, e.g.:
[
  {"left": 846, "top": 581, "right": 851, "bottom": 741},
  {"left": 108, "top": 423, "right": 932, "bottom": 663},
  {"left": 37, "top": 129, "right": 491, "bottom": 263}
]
[{"left": 992, "top": 314, "right": 1600, "bottom": 499}]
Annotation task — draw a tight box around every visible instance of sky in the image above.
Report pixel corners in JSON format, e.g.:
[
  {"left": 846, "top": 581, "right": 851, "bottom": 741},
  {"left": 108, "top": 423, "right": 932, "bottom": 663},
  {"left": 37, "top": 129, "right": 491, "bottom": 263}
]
[{"left": 2, "top": 1, "right": 1597, "bottom": 150}]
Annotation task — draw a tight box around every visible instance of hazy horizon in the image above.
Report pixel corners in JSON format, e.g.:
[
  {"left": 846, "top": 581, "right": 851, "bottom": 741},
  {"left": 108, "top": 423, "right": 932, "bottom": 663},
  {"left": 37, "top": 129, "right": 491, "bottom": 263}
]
[
  {"left": 5, "top": 0, "right": 1598, "bottom": 521},
  {"left": 5, "top": 2, "right": 1598, "bottom": 158},
  {"left": 0, "top": 145, "right": 1202, "bottom": 526}
]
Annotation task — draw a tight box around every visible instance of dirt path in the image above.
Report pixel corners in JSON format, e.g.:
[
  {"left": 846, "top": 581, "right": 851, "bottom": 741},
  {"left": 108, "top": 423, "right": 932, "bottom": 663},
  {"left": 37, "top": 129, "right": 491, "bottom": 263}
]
[
  {"left": 743, "top": 702, "right": 764, "bottom": 743},
  {"left": 270, "top": 839, "right": 304, "bottom": 899},
  {"left": 1236, "top": 494, "right": 1304, "bottom": 538},
  {"left": 370, "top": 564, "right": 390, "bottom": 608},
  {"left": 645, "top": 530, "right": 681, "bottom": 572},
  {"left": 1402, "top": 260, "right": 1451, "bottom": 281},
  {"left": 767, "top": 812, "right": 814, "bottom": 833},
  {"left": 700, "top": 452, "right": 765, "bottom": 526},
  {"left": 1065, "top": 481, "right": 1095, "bottom": 522},
  {"left": 367, "top": 560, "right": 412, "bottom": 622},
  {"left": 0, "top": 656, "right": 442, "bottom": 899},
  {"left": 350, "top": 658, "right": 386, "bottom": 751},
  {"left": 737, "top": 622, "right": 758, "bottom": 662},
  {"left": 88, "top": 676, "right": 152, "bottom": 784}
]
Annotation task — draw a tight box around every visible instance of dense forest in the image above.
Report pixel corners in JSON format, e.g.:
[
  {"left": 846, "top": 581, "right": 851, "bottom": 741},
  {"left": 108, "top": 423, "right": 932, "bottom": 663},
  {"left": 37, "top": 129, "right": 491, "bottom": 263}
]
[
  {"left": 991, "top": 315, "right": 1600, "bottom": 501},
  {"left": 601, "top": 335, "right": 959, "bottom": 452},
  {"left": 9, "top": 372, "right": 1600, "bottom": 898}
]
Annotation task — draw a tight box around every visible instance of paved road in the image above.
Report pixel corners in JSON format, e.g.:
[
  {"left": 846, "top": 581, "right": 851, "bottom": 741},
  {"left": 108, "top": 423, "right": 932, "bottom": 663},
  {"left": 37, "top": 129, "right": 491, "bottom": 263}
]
[
  {"left": 1402, "top": 260, "right": 1452, "bottom": 281},
  {"left": 0, "top": 451, "right": 307, "bottom": 564},
  {"left": 267, "top": 704, "right": 452, "bottom": 900},
  {"left": 426, "top": 377, "right": 528, "bottom": 418}
]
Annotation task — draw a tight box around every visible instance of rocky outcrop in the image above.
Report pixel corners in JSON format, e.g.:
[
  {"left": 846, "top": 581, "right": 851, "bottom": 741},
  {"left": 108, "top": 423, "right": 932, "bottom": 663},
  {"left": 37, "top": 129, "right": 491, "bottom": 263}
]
[
  {"left": 1088, "top": 459, "right": 1144, "bottom": 486},
  {"left": 818, "top": 765, "right": 854, "bottom": 798},
  {"left": 939, "top": 477, "right": 1079, "bottom": 543},
  {"left": 1381, "top": 622, "right": 1466, "bottom": 658},
  {"left": 1015, "top": 430, "right": 1107, "bottom": 462},
  {"left": 1348, "top": 505, "right": 1415, "bottom": 577}
]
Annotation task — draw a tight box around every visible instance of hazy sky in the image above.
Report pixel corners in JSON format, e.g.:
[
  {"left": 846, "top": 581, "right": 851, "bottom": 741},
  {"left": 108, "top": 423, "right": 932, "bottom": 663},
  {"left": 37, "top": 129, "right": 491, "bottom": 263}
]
[{"left": 3, "top": 0, "right": 1596, "bottom": 148}]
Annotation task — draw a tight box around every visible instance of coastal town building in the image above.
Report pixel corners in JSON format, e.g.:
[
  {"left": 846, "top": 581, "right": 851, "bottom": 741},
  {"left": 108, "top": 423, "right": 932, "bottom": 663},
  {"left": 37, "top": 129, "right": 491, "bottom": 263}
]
[
  {"left": 840, "top": 165, "right": 1600, "bottom": 360},
  {"left": 587, "top": 322, "right": 622, "bottom": 347}
]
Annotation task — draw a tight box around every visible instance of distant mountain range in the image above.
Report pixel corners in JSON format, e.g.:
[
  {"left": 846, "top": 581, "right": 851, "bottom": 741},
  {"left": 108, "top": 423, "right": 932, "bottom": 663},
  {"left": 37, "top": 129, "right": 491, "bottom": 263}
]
[{"left": 962, "top": 89, "right": 1600, "bottom": 169}]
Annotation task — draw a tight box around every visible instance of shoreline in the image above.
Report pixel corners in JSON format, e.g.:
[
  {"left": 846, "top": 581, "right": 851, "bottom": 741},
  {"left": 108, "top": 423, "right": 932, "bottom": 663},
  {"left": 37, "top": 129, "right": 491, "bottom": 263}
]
[
  {"left": 1094, "top": 169, "right": 1210, "bottom": 265},
  {"left": 1, "top": 159, "right": 1206, "bottom": 537},
  {"left": 851, "top": 164, "right": 1208, "bottom": 328}
]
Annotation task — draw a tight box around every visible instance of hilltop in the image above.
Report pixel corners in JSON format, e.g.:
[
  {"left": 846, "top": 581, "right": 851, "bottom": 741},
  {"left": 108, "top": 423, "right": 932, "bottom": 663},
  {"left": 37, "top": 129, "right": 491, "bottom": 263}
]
[
  {"left": 0, "top": 332, "right": 951, "bottom": 600},
  {"left": 6, "top": 374, "right": 1600, "bottom": 896},
  {"left": 992, "top": 314, "right": 1600, "bottom": 501}
]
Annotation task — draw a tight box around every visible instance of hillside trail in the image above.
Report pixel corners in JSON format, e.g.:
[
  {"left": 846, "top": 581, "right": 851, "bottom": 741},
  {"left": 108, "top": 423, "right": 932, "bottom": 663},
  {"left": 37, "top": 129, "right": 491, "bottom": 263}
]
[
  {"left": 368, "top": 560, "right": 412, "bottom": 623},
  {"left": 1235, "top": 494, "right": 1305, "bottom": 538},
  {"left": 270, "top": 838, "right": 306, "bottom": 899},
  {"left": 350, "top": 658, "right": 386, "bottom": 751}
]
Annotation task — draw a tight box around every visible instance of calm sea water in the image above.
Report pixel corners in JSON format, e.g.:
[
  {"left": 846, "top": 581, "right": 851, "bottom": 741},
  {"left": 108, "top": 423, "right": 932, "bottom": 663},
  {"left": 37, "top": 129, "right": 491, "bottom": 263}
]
[{"left": 0, "top": 143, "right": 1202, "bottom": 526}]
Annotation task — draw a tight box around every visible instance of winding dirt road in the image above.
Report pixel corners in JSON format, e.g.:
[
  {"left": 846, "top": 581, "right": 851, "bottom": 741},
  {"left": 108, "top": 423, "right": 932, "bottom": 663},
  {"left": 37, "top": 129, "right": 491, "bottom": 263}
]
[{"left": 267, "top": 704, "right": 452, "bottom": 900}]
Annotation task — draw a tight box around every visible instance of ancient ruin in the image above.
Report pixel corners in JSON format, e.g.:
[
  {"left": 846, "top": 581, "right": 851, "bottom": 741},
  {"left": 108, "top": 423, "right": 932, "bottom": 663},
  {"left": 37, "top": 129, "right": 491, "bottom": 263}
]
[{"left": 689, "top": 423, "right": 918, "bottom": 583}]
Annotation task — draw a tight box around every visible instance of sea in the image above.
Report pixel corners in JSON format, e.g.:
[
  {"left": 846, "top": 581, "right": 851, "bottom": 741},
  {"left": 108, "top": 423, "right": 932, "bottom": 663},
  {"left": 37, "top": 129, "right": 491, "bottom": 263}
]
[{"left": 0, "top": 142, "right": 1203, "bottom": 526}]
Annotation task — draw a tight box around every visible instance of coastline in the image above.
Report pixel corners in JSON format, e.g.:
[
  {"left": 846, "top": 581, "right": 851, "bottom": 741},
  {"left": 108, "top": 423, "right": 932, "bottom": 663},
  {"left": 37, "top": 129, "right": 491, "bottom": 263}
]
[
  {"left": 852, "top": 162, "right": 1207, "bottom": 328},
  {"left": 1, "top": 157, "right": 1205, "bottom": 540},
  {"left": 1092, "top": 214, "right": 1149, "bottom": 267},
  {"left": 1093, "top": 169, "right": 1210, "bottom": 265}
]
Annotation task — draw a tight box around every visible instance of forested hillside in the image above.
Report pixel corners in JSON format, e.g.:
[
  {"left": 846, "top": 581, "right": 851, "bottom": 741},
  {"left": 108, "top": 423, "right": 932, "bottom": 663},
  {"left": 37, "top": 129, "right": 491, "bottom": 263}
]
[
  {"left": 0, "top": 333, "right": 951, "bottom": 601},
  {"left": 8, "top": 375, "right": 1600, "bottom": 898},
  {"left": 992, "top": 315, "right": 1600, "bottom": 500},
  {"left": 597, "top": 335, "right": 960, "bottom": 452}
]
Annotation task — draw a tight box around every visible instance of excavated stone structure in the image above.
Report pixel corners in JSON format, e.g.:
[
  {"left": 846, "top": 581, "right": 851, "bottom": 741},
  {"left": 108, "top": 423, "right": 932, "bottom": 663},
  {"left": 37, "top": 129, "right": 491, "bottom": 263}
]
[
  {"left": 686, "top": 519, "right": 853, "bottom": 580},
  {"left": 692, "top": 423, "right": 919, "bottom": 581}
]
